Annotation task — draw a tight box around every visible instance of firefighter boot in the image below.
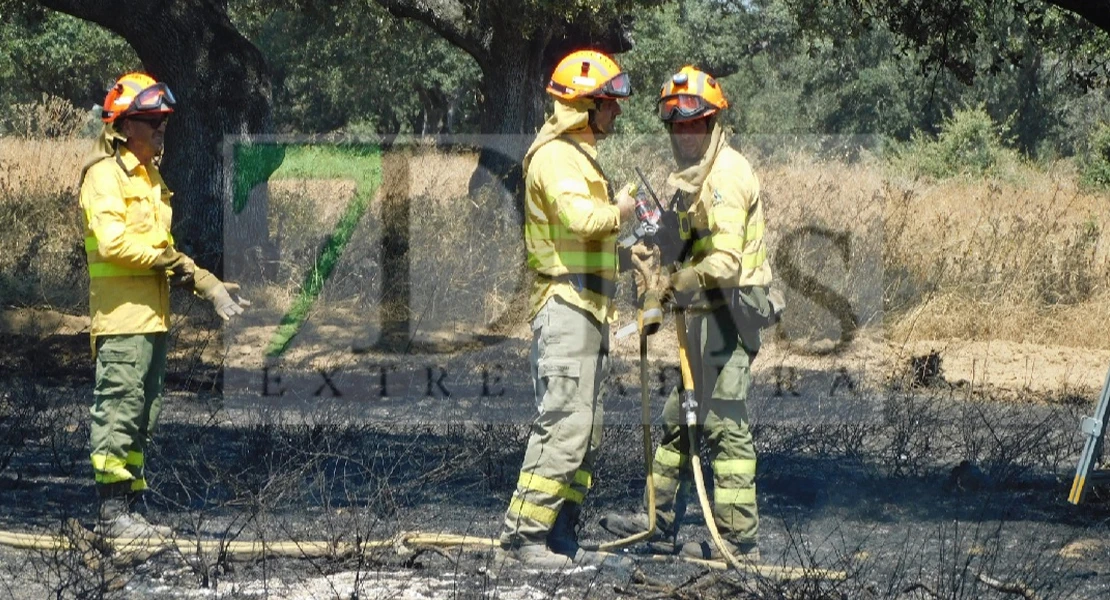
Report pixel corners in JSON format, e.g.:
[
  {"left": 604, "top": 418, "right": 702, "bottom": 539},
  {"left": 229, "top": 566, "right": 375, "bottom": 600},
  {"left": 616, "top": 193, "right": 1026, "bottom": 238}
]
[
  {"left": 546, "top": 502, "right": 580, "bottom": 555},
  {"left": 127, "top": 492, "right": 173, "bottom": 537},
  {"left": 497, "top": 543, "right": 634, "bottom": 569},
  {"left": 96, "top": 496, "right": 169, "bottom": 542},
  {"left": 598, "top": 512, "right": 677, "bottom": 554},
  {"left": 680, "top": 539, "right": 760, "bottom": 562}
]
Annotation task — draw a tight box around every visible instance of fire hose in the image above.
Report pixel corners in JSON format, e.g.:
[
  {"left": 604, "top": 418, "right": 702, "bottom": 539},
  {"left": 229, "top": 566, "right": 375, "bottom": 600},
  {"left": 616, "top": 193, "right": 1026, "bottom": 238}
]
[
  {"left": 675, "top": 309, "right": 753, "bottom": 573},
  {"left": 0, "top": 527, "right": 843, "bottom": 579}
]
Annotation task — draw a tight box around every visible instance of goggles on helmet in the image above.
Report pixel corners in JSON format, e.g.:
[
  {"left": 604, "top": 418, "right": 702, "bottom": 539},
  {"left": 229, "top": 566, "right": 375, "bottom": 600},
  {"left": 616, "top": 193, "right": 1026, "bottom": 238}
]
[
  {"left": 657, "top": 94, "right": 715, "bottom": 122},
  {"left": 593, "top": 72, "right": 631, "bottom": 99},
  {"left": 127, "top": 83, "right": 176, "bottom": 115}
]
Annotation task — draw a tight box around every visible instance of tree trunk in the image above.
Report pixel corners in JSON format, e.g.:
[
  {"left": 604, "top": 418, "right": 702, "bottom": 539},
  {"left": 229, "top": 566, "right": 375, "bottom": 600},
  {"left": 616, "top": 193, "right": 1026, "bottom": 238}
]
[
  {"left": 41, "top": 0, "right": 275, "bottom": 275},
  {"left": 467, "top": 32, "right": 549, "bottom": 212}
]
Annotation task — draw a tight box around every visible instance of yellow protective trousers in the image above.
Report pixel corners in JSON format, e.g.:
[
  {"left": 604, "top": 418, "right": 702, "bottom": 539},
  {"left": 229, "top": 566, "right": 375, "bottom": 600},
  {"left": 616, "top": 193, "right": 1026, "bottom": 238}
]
[
  {"left": 649, "top": 304, "right": 759, "bottom": 544},
  {"left": 500, "top": 298, "right": 608, "bottom": 547}
]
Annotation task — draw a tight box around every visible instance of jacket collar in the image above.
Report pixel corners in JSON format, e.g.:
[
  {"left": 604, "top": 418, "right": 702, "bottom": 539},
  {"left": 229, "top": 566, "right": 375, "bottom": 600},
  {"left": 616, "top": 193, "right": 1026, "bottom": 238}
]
[{"left": 115, "top": 145, "right": 144, "bottom": 176}]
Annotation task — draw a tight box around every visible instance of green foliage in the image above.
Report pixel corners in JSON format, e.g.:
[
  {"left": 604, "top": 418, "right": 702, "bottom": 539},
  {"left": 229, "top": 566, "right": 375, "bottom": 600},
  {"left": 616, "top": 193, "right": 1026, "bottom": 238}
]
[
  {"left": 2, "top": 0, "right": 1108, "bottom": 156},
  {"left": 230, "top": 1, "right": 481, "bottom": 134},
  {"left": 890, "top": 106, "right": 1021, "bottom": 179},
  {"left": 0, "top": 9, "right": 137, "bottom": 134},
  {"left": 1080, "top": 122, "right": 1110, "bottom": 190}
]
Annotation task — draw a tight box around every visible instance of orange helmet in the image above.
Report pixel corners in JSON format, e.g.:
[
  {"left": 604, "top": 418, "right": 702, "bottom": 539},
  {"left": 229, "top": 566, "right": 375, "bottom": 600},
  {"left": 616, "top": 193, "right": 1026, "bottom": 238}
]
[
  {"left": 657, "top": 66, "right": 728, "bottom": 123},
  {"left": 547, "top": 50, "right": 632, "bottom": 101},
  {"left": 101, "top": 72, "right": 176, "bottom": 123}
]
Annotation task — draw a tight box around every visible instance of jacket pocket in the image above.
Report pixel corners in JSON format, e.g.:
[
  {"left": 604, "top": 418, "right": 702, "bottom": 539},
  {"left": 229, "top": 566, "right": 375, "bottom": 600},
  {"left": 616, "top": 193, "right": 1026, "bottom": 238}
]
[{"left": 124, "top": 195, "right": 153, "bottom": 235}]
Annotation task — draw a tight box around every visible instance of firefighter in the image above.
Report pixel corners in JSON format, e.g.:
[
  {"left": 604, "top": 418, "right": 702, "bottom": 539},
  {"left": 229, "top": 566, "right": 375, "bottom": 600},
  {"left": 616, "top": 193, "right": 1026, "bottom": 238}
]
[
  {"left": 497, "top": 50, "right": 637, "bottom": 567},
  {"left": 81, "top": 72, "right": 249, "bottom": 540},
  {"left": 600, "top": 66, "right": 777, "bottom": 561}
]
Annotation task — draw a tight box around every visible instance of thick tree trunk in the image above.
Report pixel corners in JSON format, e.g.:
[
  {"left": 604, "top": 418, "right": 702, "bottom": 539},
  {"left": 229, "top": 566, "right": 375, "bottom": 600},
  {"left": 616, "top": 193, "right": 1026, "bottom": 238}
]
[
  {"left": 467, "top": 32, "right": 549, "bottom": 208},
  {"left": 42, "top": 0, "right": 275, "bottom": 275}
]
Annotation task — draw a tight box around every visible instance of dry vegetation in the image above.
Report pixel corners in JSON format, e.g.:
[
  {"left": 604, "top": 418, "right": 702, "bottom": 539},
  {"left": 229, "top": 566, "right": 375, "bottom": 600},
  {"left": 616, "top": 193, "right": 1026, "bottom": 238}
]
[
  {"left": 3, "top": 132, "right": 1110, "bottom": 599},
  {"left": 3, "top": 134, "right": 1110, "bottom": 353}
]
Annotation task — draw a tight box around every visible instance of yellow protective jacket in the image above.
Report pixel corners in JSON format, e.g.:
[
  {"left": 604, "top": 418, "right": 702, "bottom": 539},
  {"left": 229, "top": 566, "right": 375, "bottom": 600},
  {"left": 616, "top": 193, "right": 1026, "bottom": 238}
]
[
  {"left": 523, "top": 101, "right": 620, "bottom": 324},
  {"left": 80, "top": 145, "right": 173, "bottom": 340},
  {"left": 676, "top": 145, "right": 772, "bottom": 289}
]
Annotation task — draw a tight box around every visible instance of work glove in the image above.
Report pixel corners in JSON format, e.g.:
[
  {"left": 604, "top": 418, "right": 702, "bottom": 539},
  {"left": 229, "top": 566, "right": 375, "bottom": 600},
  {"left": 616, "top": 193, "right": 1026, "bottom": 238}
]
[
  {"left": 630, "top": 243, "right": 662, "bottom": 297},
  {"left": 669, "top": 267, "right": 702, "bottom": 293},
  {"left": 192, "top": 268, "right": 250, "bottom": 321},
  {"left": 663, "top": 267, "right": 702, "bottom": 308},
  {"left": 150, "top": 247, "right": 196, "bottom": 288}
]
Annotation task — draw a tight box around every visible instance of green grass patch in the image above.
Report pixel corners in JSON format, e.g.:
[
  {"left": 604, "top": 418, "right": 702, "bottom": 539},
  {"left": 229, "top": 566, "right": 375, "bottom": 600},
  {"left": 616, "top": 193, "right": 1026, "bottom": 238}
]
[{"left": 254, "top": 143, "right": 383, "bottom": 357}]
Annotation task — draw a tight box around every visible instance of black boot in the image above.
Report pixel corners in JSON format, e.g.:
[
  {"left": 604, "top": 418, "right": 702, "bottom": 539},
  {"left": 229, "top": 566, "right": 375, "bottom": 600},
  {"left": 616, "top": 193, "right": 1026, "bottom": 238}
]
[
  {"left": 599, "top": 512, "right": 678, "bottom": 554},
  {"left": 547, "top": 502, "right": 581, "bottom": 555}
]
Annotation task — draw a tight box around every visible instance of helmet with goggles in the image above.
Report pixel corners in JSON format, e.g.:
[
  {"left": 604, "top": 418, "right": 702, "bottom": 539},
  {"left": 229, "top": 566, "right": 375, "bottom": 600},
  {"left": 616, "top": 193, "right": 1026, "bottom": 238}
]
[
  {"left": 547, "top": 50, "right": 632, "bottom": 101},
  {"left": 657, "top": 66, "right": 727, "bottom": 123},
  {"left": 101, "top": 72, "right": 176, "bottom": 123}
]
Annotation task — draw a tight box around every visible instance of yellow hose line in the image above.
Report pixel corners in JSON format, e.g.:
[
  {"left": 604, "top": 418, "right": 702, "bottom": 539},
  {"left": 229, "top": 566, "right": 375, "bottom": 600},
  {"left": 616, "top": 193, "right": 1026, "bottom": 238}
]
[
  {"left": 0, "top": 528, "right": 845, "bottom": 579},
  {"left": 640, "top": 553, "right": 846, "bottom": 580},
  {"left": 587, "top": 331, "right": 657, "bottom": 552},
  {"left": 676, "top": 309, "right": 752, "bottom": 574},
  {"left": 0, "top": 530, "right": 497, "bottom": 557}
]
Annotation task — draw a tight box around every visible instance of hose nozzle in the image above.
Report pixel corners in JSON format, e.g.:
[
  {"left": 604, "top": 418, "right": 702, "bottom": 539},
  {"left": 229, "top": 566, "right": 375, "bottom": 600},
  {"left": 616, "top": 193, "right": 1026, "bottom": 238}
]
[{"left": 681, "top": 390, "right": 698, "bottom": 426}]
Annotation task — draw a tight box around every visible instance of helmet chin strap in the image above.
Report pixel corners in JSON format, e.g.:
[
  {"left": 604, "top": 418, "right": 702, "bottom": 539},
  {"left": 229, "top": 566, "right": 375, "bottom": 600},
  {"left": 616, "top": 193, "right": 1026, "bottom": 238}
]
[{"left": 587, "top": 99, "right": 612, "bottom": 137}]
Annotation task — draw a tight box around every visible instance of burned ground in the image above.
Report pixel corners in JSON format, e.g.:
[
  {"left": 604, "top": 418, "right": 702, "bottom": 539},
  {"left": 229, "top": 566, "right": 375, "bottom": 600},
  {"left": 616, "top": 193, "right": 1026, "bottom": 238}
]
[{"left": 2, "top": 329, "right": 1110, "bottom": 600}]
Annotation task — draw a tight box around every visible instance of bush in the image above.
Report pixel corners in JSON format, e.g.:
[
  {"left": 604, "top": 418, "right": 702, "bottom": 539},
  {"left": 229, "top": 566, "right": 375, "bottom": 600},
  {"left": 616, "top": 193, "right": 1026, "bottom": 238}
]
[
  {"left": 0, "top": 94, "right": 92, "bottom": 139},
  {"left": 891, "top": 106, "right": 1021, "bottom": 179},
  {"left": 1080, "top": 122, "right": 1110, "bottom": 190}
]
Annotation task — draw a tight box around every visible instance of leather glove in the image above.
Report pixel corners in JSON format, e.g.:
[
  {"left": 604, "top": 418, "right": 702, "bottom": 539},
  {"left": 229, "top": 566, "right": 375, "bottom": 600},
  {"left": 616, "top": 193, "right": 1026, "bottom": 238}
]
[
  {"left": 150, "top": 247, "right": 196, "bottom": 288},
  {"left": 630, "top": 243, "right": 661, "bottom": 297},
  {"left": 615, "top": 182, "right": 637, "bottom": 221},
  {"left": 193, "top": 268, "right": 250, "bottom": 321},
  {"left": 669, "top": 267, "right": 702, "bottom": 293},
  {"left": 662, "top": 267, "right": 701, "bottom": 308}
]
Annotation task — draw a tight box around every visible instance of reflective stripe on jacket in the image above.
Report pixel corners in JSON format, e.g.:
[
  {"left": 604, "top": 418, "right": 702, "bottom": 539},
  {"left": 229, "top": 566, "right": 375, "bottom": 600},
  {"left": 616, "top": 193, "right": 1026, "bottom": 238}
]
[
  {"left": 524, "top": 130, "right": 620, "bottom": 323},
  {"left": 676, "top": 146, "right": 772, "bottom": 288},
  {"left": 79, "top": 147, "right": 173, "bottom": 339}
]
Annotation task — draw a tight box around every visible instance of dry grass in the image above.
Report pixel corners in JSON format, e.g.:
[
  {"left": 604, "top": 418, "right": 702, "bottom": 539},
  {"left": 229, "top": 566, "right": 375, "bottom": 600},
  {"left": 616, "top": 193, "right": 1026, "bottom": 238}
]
[
  {"left": 881, "top": 166, "right": 1110, "bottom": 348},
  {"left": 0, "top": 138, "right": 86, "bottom": 198},
  {"left": 3, "top": 137, "right": 1110, "bottom": 353},
  {"left": 0, "top": 137, "right": 89, "bottom": 309}
]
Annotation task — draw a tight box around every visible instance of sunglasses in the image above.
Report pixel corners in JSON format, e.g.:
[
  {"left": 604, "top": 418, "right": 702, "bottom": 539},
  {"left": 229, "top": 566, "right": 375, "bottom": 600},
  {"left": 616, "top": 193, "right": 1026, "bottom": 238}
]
[{"left": 127, "top": 114, "right": 170, "bottom": 128}]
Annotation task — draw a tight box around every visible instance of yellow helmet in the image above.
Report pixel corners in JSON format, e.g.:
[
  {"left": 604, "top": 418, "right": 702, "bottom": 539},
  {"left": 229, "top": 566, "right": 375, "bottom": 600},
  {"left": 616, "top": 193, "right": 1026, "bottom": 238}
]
[
  {"left": 547, "top": 50, "right": 632, "bottom": 101},
  {"left": 101, "top": 72, "right": 176, "bottom": 123},
  {"left": 657, "top": 66, "right": 727, "bottom": 123}
]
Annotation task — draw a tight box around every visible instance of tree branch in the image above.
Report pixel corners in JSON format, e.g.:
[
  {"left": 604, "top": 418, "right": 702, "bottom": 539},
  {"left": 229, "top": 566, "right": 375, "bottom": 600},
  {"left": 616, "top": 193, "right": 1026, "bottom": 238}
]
[
  {"left": 977, "top": 573, "right": 1041, "bottom": 600},
  {"left": 372, "top": 0, "right": 489, "bottom": 63},
  {"left": 39, "top": 0, "right": 124, "bottom": 26},
  {"left": 1041, "top": 0, "right": 1110, "bottom": 33}
]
